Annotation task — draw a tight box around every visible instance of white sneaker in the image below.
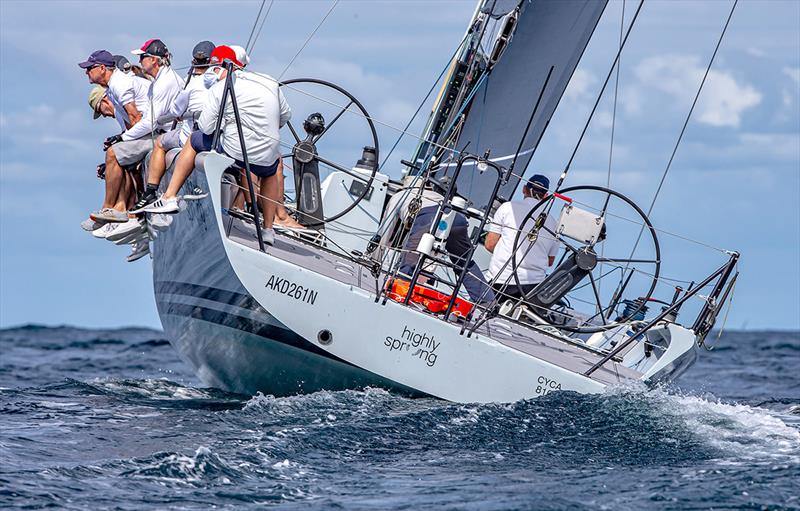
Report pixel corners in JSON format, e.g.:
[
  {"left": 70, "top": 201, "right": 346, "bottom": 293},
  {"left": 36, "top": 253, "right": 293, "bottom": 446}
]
[
  {"left": 106, "top": 218, "right": 143, "bottom": 242},
  {"left": 141, "top": 196, "right": 180, "bottom": 214},
  {"left": 183, "top": 187, "right": 208, "bottom": 200},
  {"left": 81, "top": 218, "right": 102, "bottom": 231},
  {"left": 90, "top": 208, "right": 128, "bottom": 224},
  {"left": 262, "top": 228, "right": 275, "bottom": 246},
  {"left": 126, "top": 241, "right": 150, "bottom": 262},
  {"left": 92, "top": 223, "right": 119, "bottom": 239},
  {"left": 115, "top": 228, "right": 149, "bottom": 245},
  {"left": 147, "top": 213, "right": 173, "bottom": 231}
]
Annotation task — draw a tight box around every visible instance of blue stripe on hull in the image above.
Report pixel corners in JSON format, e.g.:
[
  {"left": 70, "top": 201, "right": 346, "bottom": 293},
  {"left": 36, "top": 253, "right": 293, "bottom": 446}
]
[{"left": 151, "top": 167, "right": 423, "bottom": 397}]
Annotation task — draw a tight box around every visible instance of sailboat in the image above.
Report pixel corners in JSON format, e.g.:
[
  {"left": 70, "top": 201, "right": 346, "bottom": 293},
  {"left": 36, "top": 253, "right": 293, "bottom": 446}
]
[{"left": 149, "top": 0, "right": 739, "bottom": 403}]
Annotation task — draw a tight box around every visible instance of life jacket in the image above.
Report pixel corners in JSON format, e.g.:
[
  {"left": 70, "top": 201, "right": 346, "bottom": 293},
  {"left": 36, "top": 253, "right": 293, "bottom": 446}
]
[{"left": 386, "top": 278, "right": 474, "bottom": 318}]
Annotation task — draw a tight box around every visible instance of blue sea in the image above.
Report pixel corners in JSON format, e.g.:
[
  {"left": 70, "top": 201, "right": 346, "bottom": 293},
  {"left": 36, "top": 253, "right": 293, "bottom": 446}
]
[{"left": 1, "top": 326, "right": 798, "bottom": 510}]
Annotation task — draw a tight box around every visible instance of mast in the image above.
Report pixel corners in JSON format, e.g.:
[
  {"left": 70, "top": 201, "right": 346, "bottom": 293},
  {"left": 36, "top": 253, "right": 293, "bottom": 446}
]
[{"left": 409, "top": 0, "right": 608, "bottom": 211}]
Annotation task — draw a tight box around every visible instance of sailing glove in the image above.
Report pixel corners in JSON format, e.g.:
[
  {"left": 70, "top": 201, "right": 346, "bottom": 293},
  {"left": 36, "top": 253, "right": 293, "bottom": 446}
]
[
  {"left": 96, "top": 163, "right": 106, "bottom": 180},
  {"left": 103, "top": 134, "right": 123, "bottom": 151}
]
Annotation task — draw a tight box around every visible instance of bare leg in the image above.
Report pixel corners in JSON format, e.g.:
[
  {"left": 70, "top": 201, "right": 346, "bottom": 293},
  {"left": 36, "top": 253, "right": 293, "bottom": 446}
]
[
  {"left": 103, "top": 147, "right": 125, "bottom": 211},
  {"left": 274, "top": 162, "right": 303, "bottom": 228},
  {"left": 146, "top": 136, "right": 168, "bottom": 187},
  {"left": 259, "top": 174, "right": 279, "bottom": 229},
  {"left": 276, "top": 162, "right": 288, "bottom": 221},
  {"left": 163, "top": 139, "right": 198, "bottom": 199},
  {"left": 239, "top": 169, "right": 255, "bottom": 206},
  {"left": 116, "top": 171, "right": 132, "bottom": 211},
  {"left": 126, "top": 172, "right": 138, "bottom": 210},
  {"left": 232, "top": 189, "right": 245, "bottom": 209}
]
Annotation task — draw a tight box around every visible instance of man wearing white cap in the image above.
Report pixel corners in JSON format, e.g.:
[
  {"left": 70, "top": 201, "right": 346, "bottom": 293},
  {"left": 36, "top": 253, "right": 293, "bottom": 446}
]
[
  {"left": 230, "top": 45, "right": 250, "bottom": 67},
  {"left": 93, "top": 39, "right": 184, "bottom": 253},
  {"left": 130, "top": 41, "right": 216, "bottom": 213}
]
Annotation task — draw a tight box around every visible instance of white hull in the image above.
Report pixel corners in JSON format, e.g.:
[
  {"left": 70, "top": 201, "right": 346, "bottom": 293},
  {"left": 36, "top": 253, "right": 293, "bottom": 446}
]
[{"left": 177, "top": 153, "right": 701, "bottom": 403}]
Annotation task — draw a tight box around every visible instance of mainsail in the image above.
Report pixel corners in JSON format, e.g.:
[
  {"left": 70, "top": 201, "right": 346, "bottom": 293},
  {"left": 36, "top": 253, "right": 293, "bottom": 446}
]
[{"left": 414, "top": 0, "right": 608, "bottom": 211}]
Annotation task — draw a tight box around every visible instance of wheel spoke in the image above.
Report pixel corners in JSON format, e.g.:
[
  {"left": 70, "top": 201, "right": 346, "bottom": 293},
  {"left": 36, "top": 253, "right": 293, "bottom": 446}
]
[
  {"left": 597, "top": 257, "right": 659, "bottom": 264},
  {"left": 588, "top": 272, "right": 607, "bottom": 324},
  {"left": 315, "top": 154, "right": 373, "bottom": 185},
  {"left": 286, "top": 121, "right": 301, "bottom": 143},
  {"left": 314, "top": 100, "right": 354, "bottom": 143}
]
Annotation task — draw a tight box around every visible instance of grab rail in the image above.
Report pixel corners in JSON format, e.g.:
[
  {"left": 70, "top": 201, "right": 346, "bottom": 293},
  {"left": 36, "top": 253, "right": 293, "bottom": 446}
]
[
  {"left": 212, "top": 60, "right": 265, "bottom": 252},
  {"left": 584, "top": 250, "right": 739, "bottom": 376}
]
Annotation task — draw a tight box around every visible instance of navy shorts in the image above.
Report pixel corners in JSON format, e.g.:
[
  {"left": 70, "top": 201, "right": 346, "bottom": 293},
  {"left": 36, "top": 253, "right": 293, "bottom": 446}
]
[{"left": 190, "top": 131, "right": 279, "bottom": 178}]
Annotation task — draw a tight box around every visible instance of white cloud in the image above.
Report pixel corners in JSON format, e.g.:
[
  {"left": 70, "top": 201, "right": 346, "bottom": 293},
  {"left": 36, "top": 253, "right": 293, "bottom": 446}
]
[
  {"left": 564, "top": 69, "right": 597, "bottom": 100},
  {"left": 783, "top": 67, "right": 800, "bottom": 87},
  {"left": 633, "top": 54, "right": 762, "bottom": 128},
  {"left": 1, "top": 104, "right": 99, "bottom": 152},
  {"left": 738, "top": 132, "right": 800, "bottom": 162}
]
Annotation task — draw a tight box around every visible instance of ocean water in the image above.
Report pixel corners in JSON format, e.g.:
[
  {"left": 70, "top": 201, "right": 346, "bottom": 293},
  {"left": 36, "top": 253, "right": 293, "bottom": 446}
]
[{"left": 0, "top": 326, "right": 798, "bottom": 510}]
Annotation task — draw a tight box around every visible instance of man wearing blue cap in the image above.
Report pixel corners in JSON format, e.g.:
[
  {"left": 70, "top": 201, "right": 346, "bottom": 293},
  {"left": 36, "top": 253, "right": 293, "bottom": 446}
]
[
  {"left": 80, "top": 49, "right": 151, "bottom": 224},
  {"left": 484, "top": 174, "right": 560, "bottom": 300}
]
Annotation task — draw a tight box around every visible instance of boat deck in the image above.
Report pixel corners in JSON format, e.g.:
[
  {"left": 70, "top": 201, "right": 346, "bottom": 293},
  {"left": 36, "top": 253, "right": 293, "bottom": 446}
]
[{"left": 225, "top": 215, "right": 641, "bottom": 386}]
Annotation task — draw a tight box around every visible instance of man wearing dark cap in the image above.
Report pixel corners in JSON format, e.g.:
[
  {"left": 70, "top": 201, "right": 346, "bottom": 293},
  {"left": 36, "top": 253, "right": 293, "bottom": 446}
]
[
  {"left": 80, "top": 49, "right": 150, "bottom": 224},
  {"left": 91, "top": 38, "right": 185, "bottom": 252},
  {"left": 130, "top": 41, "right": 216, "bottom": 212},
  {"left": 484, "top": 174, "right": 560, "bottom": 300}
]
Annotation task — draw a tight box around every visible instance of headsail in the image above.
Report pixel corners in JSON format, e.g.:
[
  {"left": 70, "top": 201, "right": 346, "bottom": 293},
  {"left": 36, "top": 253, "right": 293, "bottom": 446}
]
[{"left": 413, "top": 0, "right": 608, "bottom": 211}]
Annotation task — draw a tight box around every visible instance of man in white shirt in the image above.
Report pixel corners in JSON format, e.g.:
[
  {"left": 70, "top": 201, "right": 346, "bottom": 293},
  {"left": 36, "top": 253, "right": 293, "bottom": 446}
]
[
  {"left": 485, "top": 174, "right": 560, "bottom": 300},
  {"left": 91, "top": 40, "right": 182, "bottom": 225},
  {"left": 142, "top": 45, "right": 291, "bottom": 246},
  {"left": 130, "top": 41, "right": 216, "bottom": 213},
  {"left": 81, "top": 49, "right": 148, "bottom": 223}
]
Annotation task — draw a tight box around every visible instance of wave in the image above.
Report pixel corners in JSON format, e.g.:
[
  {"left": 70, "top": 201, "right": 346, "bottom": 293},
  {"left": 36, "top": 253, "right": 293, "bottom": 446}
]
[{"left": 236, "top": 385, "right": 800, "bottom": 467}]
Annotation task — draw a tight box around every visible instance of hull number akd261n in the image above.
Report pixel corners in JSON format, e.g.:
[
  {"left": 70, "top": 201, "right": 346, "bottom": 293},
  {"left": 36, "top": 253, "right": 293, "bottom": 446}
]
[{"left": 265, "top": 275, "right": 318, "bottom": 305}]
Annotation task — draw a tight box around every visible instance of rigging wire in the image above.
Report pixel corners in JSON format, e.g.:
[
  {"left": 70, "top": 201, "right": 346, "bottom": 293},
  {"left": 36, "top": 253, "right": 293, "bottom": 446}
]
[
  {"left": 556, "top": 0, "right": 645, "bottom": 192},
  {"left": 247, "top": 0, "right": 276, "bottom": 56},
  {"left": 643, "top": 0, "right": 739, "bottom": 220},
  {"left": 625, "top": 0, "right": 739, "bottom": 258},
  {"left": 606, "top": 0, "right": 625, "bottom": 191},
  {"left": 599, "top": 0, "right": 626, "bottom": 301},
  {"left": 244, "top": 0, "right": 267, "bottom": 52},
  {"left": 379, "top": 33, "right": 472, "bottom": 172},
  {"left": 278, "top": 0, "right": 340, "bottom": 80}
]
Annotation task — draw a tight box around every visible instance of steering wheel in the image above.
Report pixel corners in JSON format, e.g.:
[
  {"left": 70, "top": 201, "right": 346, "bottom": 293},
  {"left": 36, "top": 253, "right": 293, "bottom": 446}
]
[
  {"left": 504, "top": 185, "right": 661, "bottom": 333},
  {"left": 278, "top": 78, "right": 380, "bottom": 226}
]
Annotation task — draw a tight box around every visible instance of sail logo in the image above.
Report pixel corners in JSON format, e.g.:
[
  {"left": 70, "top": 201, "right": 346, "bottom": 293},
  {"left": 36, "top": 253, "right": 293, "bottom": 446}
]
[{"left": 384, "top": 325, "right": 439, "bottom": 367}]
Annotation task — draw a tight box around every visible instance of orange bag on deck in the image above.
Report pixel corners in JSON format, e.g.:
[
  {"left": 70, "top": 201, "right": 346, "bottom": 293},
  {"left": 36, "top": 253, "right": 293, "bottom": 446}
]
[{"left": 386, "top": 279, "right": 474, "bottom": 318}]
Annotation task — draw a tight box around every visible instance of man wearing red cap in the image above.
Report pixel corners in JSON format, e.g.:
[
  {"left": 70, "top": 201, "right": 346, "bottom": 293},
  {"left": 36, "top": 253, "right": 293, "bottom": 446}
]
[{"left": 142, "top": 45, "right": 291, "bottom": 246}]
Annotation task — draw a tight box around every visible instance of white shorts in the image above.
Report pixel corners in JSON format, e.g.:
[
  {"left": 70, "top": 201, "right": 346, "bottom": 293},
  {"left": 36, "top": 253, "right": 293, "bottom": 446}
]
[
  {"left": 159, "top": 128, "right": 183, "bottom": 151},
  {"left": 114, "top": 137, "right": 155, "bottom": 166}
]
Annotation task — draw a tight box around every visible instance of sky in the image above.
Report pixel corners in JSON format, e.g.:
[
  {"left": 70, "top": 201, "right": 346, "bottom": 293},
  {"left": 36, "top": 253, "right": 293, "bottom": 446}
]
[{"left": 0, "top": 0, "right": 798, "bottom": 330}]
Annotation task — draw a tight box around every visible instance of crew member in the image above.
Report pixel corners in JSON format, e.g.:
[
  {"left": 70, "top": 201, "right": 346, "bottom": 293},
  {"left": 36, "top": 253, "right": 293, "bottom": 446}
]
[
  {"left": 141, "top": 45, "right": 291, "bottom": 246},
  {"left": 484, "top": 174, "right": 559, "bottom": 300},
  {"left": 130, "top": 40, "right": 216, "bottom": 213},
  {"left": 390, "top": 177, "right": 496, "bottom": 305},
  {"left": 80, "top": 49, "right": 150, "bottom": 224}
]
